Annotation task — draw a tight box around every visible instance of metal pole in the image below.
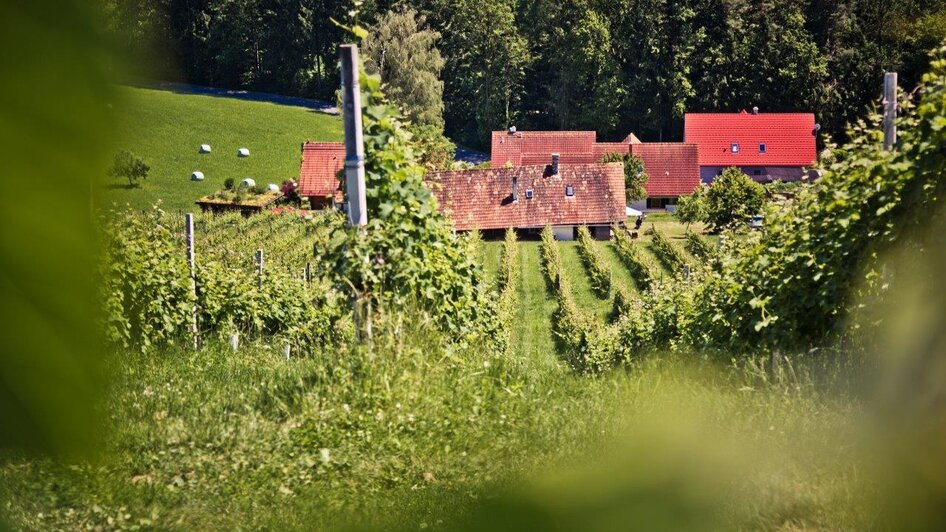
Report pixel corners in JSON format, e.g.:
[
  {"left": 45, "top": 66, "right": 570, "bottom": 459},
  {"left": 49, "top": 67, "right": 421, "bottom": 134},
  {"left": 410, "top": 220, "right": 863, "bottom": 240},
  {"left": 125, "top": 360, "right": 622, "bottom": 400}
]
[
  {"left": 185, "top": 213, "right": 198, "bottom": 349},
  {"left": 256, "top": 249, "right": 264, "bottom": 288},
  {"left": 340, "top": 44, "right": 367, "bottom": 227},
  {"left": 883, "top": 72, "right": 898, "bottom": 151}
]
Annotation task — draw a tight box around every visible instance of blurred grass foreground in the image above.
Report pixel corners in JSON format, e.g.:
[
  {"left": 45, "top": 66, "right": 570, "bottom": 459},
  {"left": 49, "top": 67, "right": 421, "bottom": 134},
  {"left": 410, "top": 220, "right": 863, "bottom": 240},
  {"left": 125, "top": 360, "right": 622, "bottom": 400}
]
[{"left": 4, "top": 1, "right": 946, "bottom": 531}]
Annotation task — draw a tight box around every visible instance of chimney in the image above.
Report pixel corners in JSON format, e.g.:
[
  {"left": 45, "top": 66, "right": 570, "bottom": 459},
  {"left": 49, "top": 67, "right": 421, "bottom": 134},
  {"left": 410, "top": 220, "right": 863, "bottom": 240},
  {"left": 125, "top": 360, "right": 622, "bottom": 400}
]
[
  {"left": 551, "top": 153, "right": 560, "bottom": 175},
  {"left": 508, "top": 125, "right": 517, "bottom": 135},
  {"left": 512, "top": 176, "right": 519, "bottom": 202},
  {"left": 752, "top": 106, "right": 759, "bottom": 115}
]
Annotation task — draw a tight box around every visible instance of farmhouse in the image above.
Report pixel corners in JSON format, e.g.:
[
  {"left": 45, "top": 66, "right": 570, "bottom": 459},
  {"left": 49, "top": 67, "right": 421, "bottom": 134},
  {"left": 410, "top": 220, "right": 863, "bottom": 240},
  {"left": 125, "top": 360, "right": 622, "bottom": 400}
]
[
  {"left": 684, "top": 110, "right": 818, "bottom": 183},
  {"left": 298, "top": 141, "right": 344, "bottom": 208},
  {"left": 490, "top": 129, "right": 700, "bottom": 210},
  {"left": 427, "top": 159, "right": 626, "bottom": 240}
]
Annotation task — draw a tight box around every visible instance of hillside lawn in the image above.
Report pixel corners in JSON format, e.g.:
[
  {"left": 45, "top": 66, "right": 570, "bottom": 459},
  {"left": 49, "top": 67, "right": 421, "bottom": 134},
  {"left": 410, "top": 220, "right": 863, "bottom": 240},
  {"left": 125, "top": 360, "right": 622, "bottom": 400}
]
[{"left": 98, "top": 87, "right": 342, "bottom": 212}]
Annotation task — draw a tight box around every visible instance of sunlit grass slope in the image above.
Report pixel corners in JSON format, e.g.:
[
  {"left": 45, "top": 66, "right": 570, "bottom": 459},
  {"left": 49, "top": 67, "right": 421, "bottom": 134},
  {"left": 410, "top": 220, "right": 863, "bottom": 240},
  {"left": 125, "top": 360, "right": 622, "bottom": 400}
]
[{"left": 97, "top": 87, "right": 343, "bottom": 211}]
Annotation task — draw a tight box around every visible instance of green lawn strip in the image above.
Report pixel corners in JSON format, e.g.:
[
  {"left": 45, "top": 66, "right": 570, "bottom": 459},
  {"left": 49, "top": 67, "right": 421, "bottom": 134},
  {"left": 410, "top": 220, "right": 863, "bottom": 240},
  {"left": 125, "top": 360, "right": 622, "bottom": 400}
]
[
  {"left": 479, "top": 241, "right": 503, "bottom": 287},
  {"left": 558, "top": 242, "right": 613, "bottom": 323},
  {"left": 512, "top": 242, "right": 562, "bottom": 377},
  {"left": 99, "top": 87, "right": 343, "bottom": 212}
]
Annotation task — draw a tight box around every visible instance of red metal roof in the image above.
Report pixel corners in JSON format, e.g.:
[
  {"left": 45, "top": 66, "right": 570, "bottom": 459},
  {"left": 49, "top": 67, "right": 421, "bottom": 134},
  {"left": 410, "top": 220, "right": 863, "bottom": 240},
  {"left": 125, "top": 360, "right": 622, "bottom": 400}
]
[
  {"left": 629, "top": 143, "right": 701, "bottom": 197},
  {"left": 298, "top": 142, "right": 345, "bottom": 198},
  {"left": 684, "top": 112, "right": 817, "bottom": 166},
  {"left": 427, "top": 163, "right": 626, "bottom": 231}
]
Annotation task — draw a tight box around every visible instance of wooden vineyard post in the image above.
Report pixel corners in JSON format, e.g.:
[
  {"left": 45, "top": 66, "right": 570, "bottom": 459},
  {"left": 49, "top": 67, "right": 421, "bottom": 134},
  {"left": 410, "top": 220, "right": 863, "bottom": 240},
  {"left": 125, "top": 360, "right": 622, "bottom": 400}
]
[
  {"left": 185, "top": 213, "right": 199, "bottom": 349},
  {"left": 255, "top": 249, "right": 264, "bottom": 288},
  {"left": 883, "top": 72, "right": 898, "bottom": 151}
]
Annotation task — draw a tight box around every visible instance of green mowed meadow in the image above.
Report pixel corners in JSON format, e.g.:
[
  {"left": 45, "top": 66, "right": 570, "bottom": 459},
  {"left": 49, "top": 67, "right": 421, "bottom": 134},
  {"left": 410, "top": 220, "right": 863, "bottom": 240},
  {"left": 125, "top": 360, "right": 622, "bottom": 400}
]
[{"left": 97, "top": 87, "right": 343, "bottom": 212}]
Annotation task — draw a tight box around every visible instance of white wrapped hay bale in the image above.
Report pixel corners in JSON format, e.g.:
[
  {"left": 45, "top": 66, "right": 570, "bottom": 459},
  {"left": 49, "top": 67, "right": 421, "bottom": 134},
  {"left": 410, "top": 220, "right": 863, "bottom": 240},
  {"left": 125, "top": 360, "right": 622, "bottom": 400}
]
[
  {"left": 241, "top": 178, "right": 256, "bottom": 187},
  {"left": 191, "top": 171, "right": 205, "bottom": 181},
  {"left": 238, "top": 148, "right": 250, "bottom": 157},
  {"left": 199, "top": 144, "right": 212, "bottom": 153},
  {"left": 267, "top": 183, "right": 280, "bottom": 192}
]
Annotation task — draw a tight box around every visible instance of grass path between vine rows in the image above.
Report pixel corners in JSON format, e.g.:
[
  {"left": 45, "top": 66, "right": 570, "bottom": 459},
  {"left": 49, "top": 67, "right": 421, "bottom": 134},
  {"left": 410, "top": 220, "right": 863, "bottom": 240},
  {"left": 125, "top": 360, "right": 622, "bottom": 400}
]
[{"left": 510, "top": 242, "right": 562, "bottom": 378}]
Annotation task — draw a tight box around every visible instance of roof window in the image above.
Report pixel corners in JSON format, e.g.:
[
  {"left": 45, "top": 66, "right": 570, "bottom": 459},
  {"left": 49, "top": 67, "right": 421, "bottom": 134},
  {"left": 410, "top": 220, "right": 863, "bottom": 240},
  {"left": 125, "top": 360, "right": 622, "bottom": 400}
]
[
  {"left": 565, "top": 185, "right": 575, "bottom": 197},
  {"left": 759, "top": 143, "right": 767, "bottom": 154},
  {"left": 525, "top": 189, "right": 534, "bottom": 199},
  {"left": 731, "top": 143, "right": 740, "bottom": 154}
]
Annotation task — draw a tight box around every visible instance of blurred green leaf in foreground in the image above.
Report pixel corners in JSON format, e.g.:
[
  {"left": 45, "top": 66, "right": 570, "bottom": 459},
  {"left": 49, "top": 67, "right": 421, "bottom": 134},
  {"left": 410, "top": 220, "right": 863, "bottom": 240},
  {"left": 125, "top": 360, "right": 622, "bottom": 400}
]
[{"left": 0, "top": 1, "right": 116, "bottom": 456}]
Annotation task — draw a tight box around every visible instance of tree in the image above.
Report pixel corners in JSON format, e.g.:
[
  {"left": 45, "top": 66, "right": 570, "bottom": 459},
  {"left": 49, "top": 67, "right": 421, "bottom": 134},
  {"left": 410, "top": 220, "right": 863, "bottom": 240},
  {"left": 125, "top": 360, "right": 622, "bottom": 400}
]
[
  {"left": 408, "top": 124, "right": 456, "bottom": 170},
  {"left": 676, "top": 184, "right": 709, "bottom": 230},
  {"left": 705, "top": 167, "right": 765, "bottom": 230},
  {"left": 437, "top": 0, "right": 529, "bottom": 148},
  {"left": 602, "top": 152, "right": 648, "bottom": 202},
  {"left": 363, "top": 7, "right": 446, "bottom": 129},
  {"left": 524, "top": 1, "right": 624, "bottom": 133},
  {"left": 109, "top": 150, "right": 149, "bottom": 187}
]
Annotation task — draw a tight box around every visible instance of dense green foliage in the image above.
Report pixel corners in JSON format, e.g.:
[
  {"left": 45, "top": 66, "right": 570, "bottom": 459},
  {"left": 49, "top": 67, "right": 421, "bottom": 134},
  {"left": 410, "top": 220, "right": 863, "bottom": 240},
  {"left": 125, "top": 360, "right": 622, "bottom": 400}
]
[
  {"left": 705, "top": 168, "right": 765, "bottom": 230},
  {"left": 601, "top": 152, "right": 648, "bottom": 201},
  {"left": 622, "top": 46, "right": 946, "bottom": 353},
  {"left": 106, "top": 0, "right": 946, "bottom": 148},
  {"left": 108, "top": 150, "right": 150, "bottom": 187},
  {"left": 102, "top": 208, "right": 346, "bottom": 350},
  {"left": 576, "top": 226, "right": 612, "bottom": 297}
]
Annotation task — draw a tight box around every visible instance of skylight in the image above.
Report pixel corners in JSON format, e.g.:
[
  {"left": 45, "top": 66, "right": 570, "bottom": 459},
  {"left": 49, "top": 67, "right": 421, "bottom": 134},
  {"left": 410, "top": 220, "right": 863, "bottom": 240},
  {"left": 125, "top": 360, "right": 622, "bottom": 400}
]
[
  {"left": 565, "top": 185, "right": 574, "bottom": 197},
  {"left": 759, "top": 143, "right": 767, "bottom": 153},
  {"left": 731, "top": 143, "right": 740, "bottom": 153}
]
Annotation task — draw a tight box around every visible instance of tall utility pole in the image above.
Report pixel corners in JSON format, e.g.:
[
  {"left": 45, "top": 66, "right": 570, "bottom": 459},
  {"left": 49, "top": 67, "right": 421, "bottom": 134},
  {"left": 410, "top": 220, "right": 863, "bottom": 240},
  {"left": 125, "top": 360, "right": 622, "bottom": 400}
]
[
  {"left": 883, "top": 72, "right": 898, "bottom": 151},
  {"left": 340, "top": 44, "right": 367, "bottom": 227}
]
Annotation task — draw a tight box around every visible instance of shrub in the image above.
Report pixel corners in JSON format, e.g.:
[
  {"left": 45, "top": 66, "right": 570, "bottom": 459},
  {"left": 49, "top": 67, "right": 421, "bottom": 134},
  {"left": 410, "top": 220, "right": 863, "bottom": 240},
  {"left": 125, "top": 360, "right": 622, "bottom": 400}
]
[
  {"left": 613, "top": 227, "right": 660, "bottom": 291},
  {"left": 541, "top": 226, "right": 620, "bottom": 373},
  {"left": 224, "top": 177, "right": 235, "bottom": 190},
  {"left": 108, "top": 149, "right": 149, "bottom": 187},
  {"left": 685, "top": 231, "right": 714, "bottom": 259},
  {"left": 705, "top": 168, "right": 765, "bottom": 231},
  {"left": 650, "top": 229, "right": 689, "bottom": 273},
  {"left": 101, "top": 208, "right": 195, "bottom": 349},
  {"left": 576, "top": 226, "right": 612, "bottom": 297}
]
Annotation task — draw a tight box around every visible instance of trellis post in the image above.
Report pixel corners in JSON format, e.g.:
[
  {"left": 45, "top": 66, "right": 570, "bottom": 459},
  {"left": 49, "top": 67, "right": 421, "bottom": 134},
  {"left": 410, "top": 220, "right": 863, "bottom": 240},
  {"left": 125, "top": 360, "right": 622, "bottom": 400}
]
[
  {"left": 883, "top": 72, "right": 898, "bottom": 151},
  {"left": 185, "top": 213, "right": 199, "bottom": 349}
]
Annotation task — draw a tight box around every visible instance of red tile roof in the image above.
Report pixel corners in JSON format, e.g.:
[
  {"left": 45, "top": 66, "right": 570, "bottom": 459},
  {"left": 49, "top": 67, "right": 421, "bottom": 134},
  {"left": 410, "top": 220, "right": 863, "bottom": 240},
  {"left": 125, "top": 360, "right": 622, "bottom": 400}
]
[
  {"left": 593, "top": 142, "right": 632, "bottom": 160},
  {"left": 298, "top": 142, "right": 345, "bottom": 198},
  {"left": 684, "top": 112, "right": 817, "bottom": 166},
  {"left": 629, "top": 143, "right": 701, "bottom": 197},
  {"left": 491, "top": 131, "right": 598, "bottom": 167},
  {"left": 427, "top": 163, "right": 626, "bottom": 231}
]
